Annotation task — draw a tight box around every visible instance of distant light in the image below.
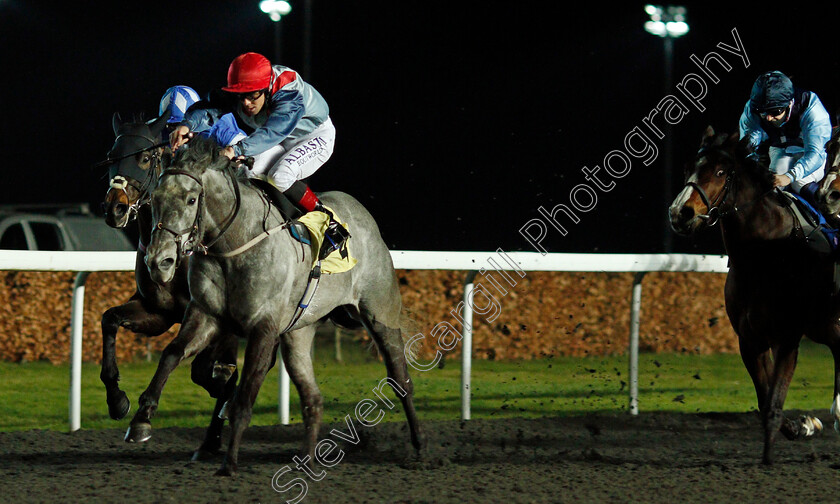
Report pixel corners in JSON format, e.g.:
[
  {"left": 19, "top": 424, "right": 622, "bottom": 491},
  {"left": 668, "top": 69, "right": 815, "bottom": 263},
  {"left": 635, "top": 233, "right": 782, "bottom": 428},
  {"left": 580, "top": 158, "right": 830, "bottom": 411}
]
[
  {"left": 665, "top": 21, "right": 689, "bottom": 37},
  {"left": 260, "top": 0, "right": 292, "bottom": 22},
  {"left": 644, "top": 4, "right": 661, "bottom": 18},
  {"left": 643, "top": 5, "right": 689, "bottom": 38},
  {"left": 644, "top": 21, "right": 666, "bottom": 37}
]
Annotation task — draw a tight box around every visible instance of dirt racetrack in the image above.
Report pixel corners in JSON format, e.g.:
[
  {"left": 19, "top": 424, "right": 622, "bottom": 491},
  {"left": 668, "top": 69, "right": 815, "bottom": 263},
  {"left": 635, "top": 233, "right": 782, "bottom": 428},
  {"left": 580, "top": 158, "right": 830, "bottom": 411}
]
[{"left": 2, "top": 411, "right": 840, "bottom": 503}]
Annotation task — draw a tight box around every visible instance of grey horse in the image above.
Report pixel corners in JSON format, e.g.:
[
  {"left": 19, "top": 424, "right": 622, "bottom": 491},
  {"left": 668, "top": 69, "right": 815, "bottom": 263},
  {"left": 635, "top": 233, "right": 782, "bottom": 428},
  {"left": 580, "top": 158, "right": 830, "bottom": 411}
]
[
  {"left": 134, "top": 136, "right": 424, "bottom": 476},
  {"left": 99, "top": 113, "right": 238, "bottom": 460}
]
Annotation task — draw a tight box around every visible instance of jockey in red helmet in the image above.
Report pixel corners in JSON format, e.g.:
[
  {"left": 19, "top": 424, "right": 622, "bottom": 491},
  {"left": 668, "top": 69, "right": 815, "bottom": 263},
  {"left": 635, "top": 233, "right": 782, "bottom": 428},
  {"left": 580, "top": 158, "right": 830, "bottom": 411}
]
[{"left": 170, "top": 52, "right": 348, "bottom": 260}]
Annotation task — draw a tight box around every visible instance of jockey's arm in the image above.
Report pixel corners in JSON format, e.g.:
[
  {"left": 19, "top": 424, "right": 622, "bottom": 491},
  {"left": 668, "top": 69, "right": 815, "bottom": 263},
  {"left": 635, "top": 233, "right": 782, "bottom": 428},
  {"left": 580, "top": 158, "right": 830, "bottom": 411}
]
[
  {"left": 738, "top": 101, "right": 767, "bottom": 149},
  {"left": 232, "top": 90, "right": 304, "bottom": 157},
  {"left": 787, "top": 93, "right": 832, "bottom": 182}
]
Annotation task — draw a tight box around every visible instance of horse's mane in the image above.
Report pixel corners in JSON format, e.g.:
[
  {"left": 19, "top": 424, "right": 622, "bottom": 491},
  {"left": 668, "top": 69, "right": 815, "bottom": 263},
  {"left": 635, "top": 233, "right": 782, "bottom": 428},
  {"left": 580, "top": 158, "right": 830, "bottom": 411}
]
[
  {"left": 170, "top": 135, "right": 251, "bottom": 183},
  {"left": 701, "top": 129, "right": 774, "bottom": 190},
  {"left": 173, "top": 136, "right": 226, "bottom": 169}
]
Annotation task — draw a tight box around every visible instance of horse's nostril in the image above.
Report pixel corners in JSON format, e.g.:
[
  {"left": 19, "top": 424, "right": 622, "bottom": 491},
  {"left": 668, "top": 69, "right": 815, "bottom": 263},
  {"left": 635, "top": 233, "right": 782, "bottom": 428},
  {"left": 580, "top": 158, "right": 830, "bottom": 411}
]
[
  {"left": 679, "top": 206, "right": 695, "bottom": 222},
  {"left": 114, "top": 203, "right": 128, "bottom": 216},
  {"left": 828, "top": 190, "right": 840, "bottom": 204},
  {"left": 160, "top": 258, "right": 175, "bottom": 270}
]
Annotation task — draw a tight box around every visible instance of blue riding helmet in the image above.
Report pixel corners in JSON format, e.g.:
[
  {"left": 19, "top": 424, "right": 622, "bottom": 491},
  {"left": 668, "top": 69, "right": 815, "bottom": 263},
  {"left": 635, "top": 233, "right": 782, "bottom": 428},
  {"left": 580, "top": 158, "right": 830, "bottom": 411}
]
[
  {"left": 159, "top": 85, "right": 201, "bottom": 124},
  {"left": 749, "top": 71, "right": 794, "bottom": 114}
]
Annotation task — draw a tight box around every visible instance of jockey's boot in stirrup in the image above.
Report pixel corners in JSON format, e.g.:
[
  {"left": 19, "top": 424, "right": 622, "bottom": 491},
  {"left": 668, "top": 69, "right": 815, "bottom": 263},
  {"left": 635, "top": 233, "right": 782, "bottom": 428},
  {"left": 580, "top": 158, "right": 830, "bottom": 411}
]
[
  {"left": 313, "top": 201, "right": 351, "bottom": 260},
  {"left": 283, "top": 180, "right": 350, "bottom": 260}
]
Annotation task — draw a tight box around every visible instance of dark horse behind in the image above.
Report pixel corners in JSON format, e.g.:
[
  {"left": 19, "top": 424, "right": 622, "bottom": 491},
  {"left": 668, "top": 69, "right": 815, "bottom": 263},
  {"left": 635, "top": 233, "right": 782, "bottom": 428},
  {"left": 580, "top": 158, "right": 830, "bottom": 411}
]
[
  {"left": 669, "top": 126, "right": 840, "bottom": 464},
  {"left": 99, "top": 112, "right": 238, "bottom": 459}
]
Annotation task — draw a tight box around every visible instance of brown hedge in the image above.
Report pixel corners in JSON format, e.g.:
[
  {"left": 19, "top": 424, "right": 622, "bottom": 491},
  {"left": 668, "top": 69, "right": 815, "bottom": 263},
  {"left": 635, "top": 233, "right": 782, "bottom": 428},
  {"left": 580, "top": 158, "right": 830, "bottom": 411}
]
[{"left": 0, "top": 269, "right": 734, "bottom": 364}]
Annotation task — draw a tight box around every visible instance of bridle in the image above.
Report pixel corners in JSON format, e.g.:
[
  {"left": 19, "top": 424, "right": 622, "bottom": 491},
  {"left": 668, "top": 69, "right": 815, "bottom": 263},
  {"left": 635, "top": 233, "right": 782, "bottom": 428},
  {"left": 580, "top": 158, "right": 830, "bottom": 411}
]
[
  {"left": 97, "top": 132, "right": 169, "bottom": 223},
  {"left": 152, "top": 161, "right": 242, "bottom": 263},
  {"left": 682, "top": 148, "right": 737, "bottom": 227}
]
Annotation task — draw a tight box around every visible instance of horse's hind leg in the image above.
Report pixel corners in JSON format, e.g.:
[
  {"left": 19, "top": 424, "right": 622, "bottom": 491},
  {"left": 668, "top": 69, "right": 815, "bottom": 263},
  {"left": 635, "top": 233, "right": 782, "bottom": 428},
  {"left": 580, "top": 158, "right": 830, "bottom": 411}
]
[
  {"left": 191, "top": 333, "right": 239, "bottom": 461},
  {"left": 831, "top": 343, "right": 840, "bottom": 432},
  {"left": 100, "top": 294, "right": 176, "bottom": 420},
  {"left": 354, "top": 302, "right": 425, "bottom": 455},
  {"left": 278, "top": 326, "right": 322, "bottom": 465},
  {"left": 805, "top": 321, "right": 840, "bottom": 432}
]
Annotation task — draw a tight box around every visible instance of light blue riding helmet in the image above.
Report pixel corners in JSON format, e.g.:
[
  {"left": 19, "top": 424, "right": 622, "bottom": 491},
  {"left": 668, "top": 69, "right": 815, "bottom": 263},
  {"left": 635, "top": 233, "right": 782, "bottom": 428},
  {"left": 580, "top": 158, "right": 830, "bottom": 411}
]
[{"left": 159, "top": 85, "right": 201, "bottom": 124}]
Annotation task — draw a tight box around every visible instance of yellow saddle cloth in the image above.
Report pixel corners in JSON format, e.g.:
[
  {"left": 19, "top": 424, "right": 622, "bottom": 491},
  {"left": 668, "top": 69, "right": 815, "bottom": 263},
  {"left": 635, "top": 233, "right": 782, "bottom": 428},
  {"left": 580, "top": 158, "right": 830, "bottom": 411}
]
[{"left": 298, "top": 206, "right": 357, "bottom": 274}]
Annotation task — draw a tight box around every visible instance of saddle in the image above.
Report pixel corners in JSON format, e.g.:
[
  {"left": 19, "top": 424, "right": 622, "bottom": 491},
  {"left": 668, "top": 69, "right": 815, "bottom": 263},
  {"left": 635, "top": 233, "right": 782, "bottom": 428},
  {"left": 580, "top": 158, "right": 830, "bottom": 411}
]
[
  {"left": 780, "top": 190, "right": 840, "bottom": 294},
  {"left": 780, "top": 190, "right": 839, "bottom": 256},
  {"left": 248, "top": 177, "right": 355, "bottom": 272},
  {"left": 249, "top": 178, "right": 312, "bottom": 246}
]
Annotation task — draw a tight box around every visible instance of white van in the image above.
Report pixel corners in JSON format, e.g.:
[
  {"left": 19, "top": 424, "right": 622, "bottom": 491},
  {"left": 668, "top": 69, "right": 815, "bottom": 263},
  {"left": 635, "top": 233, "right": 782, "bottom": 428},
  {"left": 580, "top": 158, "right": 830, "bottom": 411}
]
[{"left": 0, "top": 204, "right": 134, "bottom": 251}]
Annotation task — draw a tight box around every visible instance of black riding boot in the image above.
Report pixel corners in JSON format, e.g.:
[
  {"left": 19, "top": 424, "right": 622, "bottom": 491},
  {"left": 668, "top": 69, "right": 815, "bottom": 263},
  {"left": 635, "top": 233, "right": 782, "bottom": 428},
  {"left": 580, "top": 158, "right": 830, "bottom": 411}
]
[
  {"left": 284, "top": 181, "right": 350, "bottom": 260},
  {"left": 313, "top": 201, "right": 351, "bottom": 260}
]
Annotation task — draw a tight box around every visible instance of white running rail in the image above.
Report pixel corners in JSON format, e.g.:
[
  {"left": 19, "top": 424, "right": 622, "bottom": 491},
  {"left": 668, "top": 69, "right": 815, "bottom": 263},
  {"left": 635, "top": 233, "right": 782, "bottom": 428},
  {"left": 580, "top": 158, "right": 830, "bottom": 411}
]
[{"left": 0, "top": 249, "right": 729, "bottom": 431}]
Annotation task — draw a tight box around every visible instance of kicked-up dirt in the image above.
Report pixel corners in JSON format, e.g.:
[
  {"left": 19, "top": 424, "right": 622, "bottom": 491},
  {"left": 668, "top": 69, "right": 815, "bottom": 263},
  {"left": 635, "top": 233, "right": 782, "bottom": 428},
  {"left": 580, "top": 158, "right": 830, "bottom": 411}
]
[{"left": 2, "top": 410, "right": 840, "bottom": 503}]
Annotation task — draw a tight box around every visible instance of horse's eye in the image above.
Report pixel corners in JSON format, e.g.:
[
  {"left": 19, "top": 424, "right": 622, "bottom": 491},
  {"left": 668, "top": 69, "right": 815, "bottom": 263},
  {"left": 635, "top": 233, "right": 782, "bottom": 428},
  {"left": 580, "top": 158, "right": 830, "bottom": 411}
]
[
  {"left": 187, "top": 197, "right": 197, "bottom": 205},
  {"left": 716, "top": 169, "right": 725, "bottom": 177}
]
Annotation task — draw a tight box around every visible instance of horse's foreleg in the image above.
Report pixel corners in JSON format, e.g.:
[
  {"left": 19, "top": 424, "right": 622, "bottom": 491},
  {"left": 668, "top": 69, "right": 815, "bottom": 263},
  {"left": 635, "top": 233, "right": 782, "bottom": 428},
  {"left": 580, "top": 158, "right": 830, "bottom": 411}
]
[
  {"left": 192, "top": 334, "right": 240, "bottom": 461},
  {"left": 217, "top": 325, "right": 279, "bottom": 477},
  {"left": 737, "top": 329, "right": 772, "bottom": 412},
  {"left": 125, "top": 305, "right": 218, "bottom": 444},
  {"left": 100, "top": 295, "right": 176, "bottom": 420},
  {"left": 762, "top": 343, "right": 800, "bottom": 465}
]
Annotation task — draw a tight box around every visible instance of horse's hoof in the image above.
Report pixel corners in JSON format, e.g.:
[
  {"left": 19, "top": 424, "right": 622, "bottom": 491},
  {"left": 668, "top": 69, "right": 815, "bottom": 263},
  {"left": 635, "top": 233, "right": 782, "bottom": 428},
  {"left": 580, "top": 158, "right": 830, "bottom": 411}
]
[
  {"left": 107, "top": 391, "right": 131, "bottom": 420},
  {"left": 834, "top": 419, "right": 839, "bottom": 433},
  {"left": 191, "top": 447, "right": 222, "bottom": 462},
  {"left": 214, "top": 464, "right": 237, "bottom": 477},
  {"left": 799, "top": 415, "right": 823, "bottom": 437},
  {"left": 124, "top": 422, "right": 152, "bottom": 443},
  {"left": 212, "top": 362, "right": 237, "bottom": 382}
]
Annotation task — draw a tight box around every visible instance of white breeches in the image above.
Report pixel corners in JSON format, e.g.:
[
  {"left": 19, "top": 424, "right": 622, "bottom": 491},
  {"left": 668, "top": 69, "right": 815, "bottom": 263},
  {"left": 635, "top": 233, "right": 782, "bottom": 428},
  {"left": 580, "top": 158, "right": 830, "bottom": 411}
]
[
  {"left": 769, "top": 146, "right": 825, "bottom": 193},
  {"left": 248, "top": 117, "right": 336, "bottom": 191}
]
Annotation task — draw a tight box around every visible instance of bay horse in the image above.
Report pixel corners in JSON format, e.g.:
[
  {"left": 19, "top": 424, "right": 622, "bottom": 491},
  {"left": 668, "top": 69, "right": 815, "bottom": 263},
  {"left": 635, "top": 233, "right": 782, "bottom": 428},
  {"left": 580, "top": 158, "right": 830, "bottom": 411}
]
[
  {"left": 99, "top": 113, "right": 238, "bottom": 459},
  {"left": 136, "top": 135, "right": 424, "bottom": 476},
  {"left": 669, "top": 126, "right": 840, "bottom": 464}
]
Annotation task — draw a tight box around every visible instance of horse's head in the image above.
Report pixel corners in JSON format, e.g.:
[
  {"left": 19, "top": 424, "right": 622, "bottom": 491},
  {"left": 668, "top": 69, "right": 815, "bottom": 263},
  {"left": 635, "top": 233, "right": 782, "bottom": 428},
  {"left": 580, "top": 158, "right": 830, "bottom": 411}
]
[
  {"left": 100, "top": 112, "right": 170, "bottom": 228},
  {"left": 669, "top": 126, "right": 763, "bottom": 235},
  {"left": 145, "top": 136, "right": 226, "bottom": 284},
  {"left": 816, "top": 128, "right": 840, "bottom": 225}
]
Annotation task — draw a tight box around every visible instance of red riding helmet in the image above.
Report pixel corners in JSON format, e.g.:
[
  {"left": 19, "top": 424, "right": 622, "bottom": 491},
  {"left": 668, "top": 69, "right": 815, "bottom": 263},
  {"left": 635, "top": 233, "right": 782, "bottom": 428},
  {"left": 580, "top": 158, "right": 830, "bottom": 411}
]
[{"left": 222, "top": 52, "right": 273, "bottom": 93}]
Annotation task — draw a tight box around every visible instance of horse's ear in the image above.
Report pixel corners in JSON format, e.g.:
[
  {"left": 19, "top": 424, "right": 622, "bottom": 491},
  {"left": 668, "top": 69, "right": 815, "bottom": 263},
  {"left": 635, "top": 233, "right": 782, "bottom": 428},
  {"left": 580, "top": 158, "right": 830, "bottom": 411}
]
[
  {"left": 149, "top": 110, "right": 171, "bottom": 141},
  {"left": 112, "top": 112, "right": 123, "bottom": 136},
  {"left": 161, "top": 150, "right": 173, "bottom": 169},
  {"left": 735, "top": 135, "right": 755, "bottom": 158},
  {"left": 700, "top": 125, "right": 716, "bottom": 148}
]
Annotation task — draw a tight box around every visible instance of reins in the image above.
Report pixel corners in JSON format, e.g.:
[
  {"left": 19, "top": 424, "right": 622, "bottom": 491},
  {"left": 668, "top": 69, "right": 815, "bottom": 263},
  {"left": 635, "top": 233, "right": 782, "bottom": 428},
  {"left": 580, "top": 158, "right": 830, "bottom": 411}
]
[{"left": 155, "top": 160, "right": 243, "bottom": 259}]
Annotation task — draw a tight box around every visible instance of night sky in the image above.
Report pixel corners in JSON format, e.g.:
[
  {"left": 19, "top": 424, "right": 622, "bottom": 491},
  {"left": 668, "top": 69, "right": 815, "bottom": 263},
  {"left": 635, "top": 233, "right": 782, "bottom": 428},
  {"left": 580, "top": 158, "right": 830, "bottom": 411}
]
[{"left": 2, "top": 1, "right": 838, "bottom": 253}]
